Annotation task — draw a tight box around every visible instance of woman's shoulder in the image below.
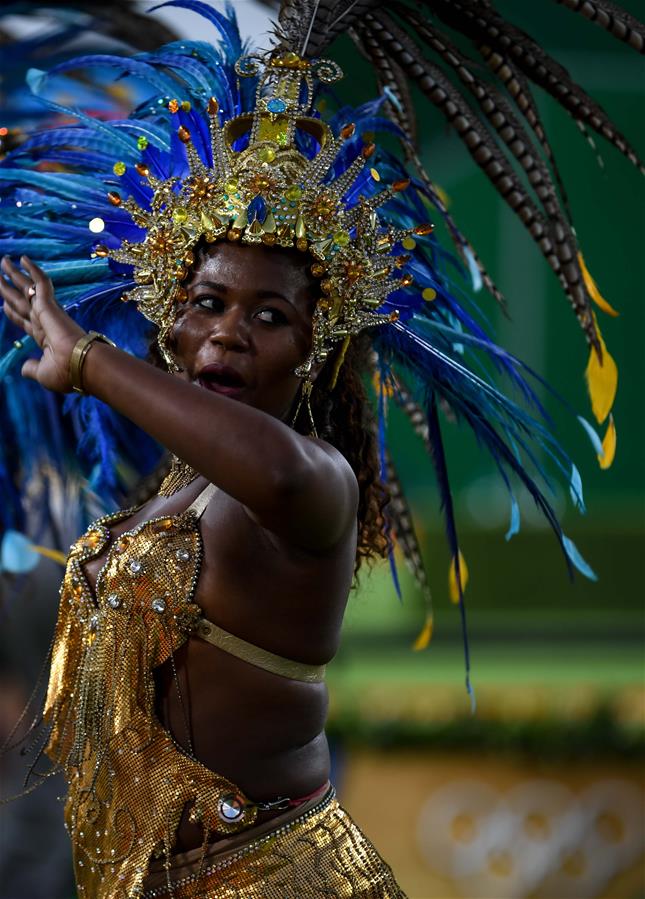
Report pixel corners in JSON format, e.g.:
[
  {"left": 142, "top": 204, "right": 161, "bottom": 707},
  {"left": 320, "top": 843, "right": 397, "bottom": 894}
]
[{"left": 304, "top": 436, "right": 359, "bottom": 502}]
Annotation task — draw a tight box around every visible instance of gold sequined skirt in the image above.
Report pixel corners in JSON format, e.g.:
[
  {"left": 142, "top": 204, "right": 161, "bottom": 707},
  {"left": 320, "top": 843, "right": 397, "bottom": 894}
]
[{"left": 141, "top": 786, "right": 407, "bottom": 898}]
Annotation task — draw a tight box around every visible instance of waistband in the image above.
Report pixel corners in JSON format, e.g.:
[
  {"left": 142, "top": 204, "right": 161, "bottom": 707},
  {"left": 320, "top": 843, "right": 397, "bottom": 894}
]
[{"left": 142, "top": 782, "right": 335, "bottom": 897}]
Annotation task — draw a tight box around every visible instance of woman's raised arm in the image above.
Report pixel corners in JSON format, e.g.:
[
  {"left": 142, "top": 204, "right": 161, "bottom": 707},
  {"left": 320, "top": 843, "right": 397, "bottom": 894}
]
[{"left": 0, "top": 255, "right": 358, "bottom": 551}]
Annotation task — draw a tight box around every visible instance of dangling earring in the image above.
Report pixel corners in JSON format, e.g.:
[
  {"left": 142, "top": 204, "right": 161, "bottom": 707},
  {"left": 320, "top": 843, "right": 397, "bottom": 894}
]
[{"left": 290, "top": 378, "right": 318, "bottom": 438}]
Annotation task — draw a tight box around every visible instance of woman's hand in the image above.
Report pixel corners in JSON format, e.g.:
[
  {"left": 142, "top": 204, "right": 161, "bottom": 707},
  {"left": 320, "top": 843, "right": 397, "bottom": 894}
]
[{"left": 0, "top": 255, "right": 86, "bottom": 392}]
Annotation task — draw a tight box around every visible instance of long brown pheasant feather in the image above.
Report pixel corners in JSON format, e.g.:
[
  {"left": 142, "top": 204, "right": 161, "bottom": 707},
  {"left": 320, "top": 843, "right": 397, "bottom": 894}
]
[
  {"left": 427, "top": 0, "right": 645, "bottom": 174},
  {"left": 552, "top": 0, "right": 645, "bottom": 51},
  {"left": 363, "top": 9, "right": 599, "bottom": 348}
]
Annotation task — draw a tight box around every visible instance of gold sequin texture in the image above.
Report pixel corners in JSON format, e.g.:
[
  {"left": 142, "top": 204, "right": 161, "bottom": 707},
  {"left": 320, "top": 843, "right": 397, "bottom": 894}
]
[
  {"left": 141, "top": 790, "right": 408, "bottom": 898},
  {"left": 44, "top": 507, "right": 257, "bottom": 899}
]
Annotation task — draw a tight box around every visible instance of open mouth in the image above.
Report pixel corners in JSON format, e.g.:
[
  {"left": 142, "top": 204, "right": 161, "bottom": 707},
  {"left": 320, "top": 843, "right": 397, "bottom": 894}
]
[{"left": 197, "top": 364, "right": 247, "bottom": 397}]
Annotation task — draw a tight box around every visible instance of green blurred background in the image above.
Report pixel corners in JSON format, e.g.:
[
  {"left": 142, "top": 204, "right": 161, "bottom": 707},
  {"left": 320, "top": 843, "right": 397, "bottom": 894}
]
[
  {"left": 326, "top": 0, "right": 645, "bottom": 725},
  {"left": 323, "top": 8, "right": 645, "bottom": 895}
]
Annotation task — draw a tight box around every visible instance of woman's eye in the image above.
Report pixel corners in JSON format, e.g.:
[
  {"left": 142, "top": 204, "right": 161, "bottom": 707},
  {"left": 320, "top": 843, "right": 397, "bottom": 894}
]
[
  {"left": 194, "top": 296, "right": 224, "bottom": 312},
  {"left": 255, "top": 307, "right": 287, "bottom": 325}
]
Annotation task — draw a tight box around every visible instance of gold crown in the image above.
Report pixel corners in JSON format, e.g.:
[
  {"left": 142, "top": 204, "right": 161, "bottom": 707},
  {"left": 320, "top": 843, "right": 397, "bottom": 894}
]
[{"left": 97, "top": 50, "right": 432, "bottom": 373}]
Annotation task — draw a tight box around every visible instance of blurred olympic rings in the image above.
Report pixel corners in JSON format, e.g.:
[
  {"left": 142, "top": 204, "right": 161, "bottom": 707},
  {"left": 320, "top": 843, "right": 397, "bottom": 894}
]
[{"left": 416, "top": 778, "right": 644, "bottom": 899}]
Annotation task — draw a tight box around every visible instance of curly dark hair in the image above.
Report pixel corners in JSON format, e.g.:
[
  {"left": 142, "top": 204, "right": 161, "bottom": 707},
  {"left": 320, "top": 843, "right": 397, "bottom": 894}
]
[
  {"left": 291, "top": 334, "right": 390, "bottom": 574},
  {"left": 147, "top": 241, "right": 390, "bottom": 574}
]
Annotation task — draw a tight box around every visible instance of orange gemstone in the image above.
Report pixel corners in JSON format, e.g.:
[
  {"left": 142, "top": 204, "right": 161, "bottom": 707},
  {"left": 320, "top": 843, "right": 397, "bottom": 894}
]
[
  {"left": 362, "top": 143, "right": 376, "bottom": 159},
  {"left": 84, "top": 530, "right": 101, "bottom": 547},
  {"left": 107, "top": 191, "right": 122, "bottom": 206},
  {"left": 135, "top": 163, "right": 149, "bottom": 177},
  {"left": 345, "top": 263, "right": 364, "bottom": 282},
  {"left": 401, "top": 273, "right": 414, "bottom": 286},
  {"left": 168, "top": 98, "right": 180, "bottom": 114},
  {"left": 208, "top": 97, "right": 219, "bottom": 115},
  {"left": 178, "top": 126, "right": 191, "bottom": 144},
  {"left": 154, "top": 517, "right": 174, "bottom": 531},
  {"left": 340, "top": 123, "right": 356, "bottom": 140},
  {"left": 414, "top": 223, "right": 435, "bottom": 236},
  {"left": 310, "top": 263, "right": 325, "bottom": 277},
  {"left": 393, "top": 178, "right": 410, "bottom": 192}
]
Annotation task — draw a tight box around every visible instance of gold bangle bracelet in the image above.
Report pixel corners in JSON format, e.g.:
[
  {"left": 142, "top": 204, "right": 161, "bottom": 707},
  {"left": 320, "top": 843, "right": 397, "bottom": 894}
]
[{"left": 69, "top": 331, "right": 116, "bottom": 395}]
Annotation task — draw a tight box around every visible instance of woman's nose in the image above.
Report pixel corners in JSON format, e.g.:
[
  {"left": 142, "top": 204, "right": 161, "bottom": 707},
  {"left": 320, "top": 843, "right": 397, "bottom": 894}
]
[{"left": 210, "top": 307, "right": 250, "bottom": 350}]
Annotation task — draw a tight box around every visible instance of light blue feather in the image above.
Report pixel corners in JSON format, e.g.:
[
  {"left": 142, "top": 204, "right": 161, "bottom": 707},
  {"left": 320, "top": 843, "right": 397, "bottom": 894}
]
[
  {"left": 505, "top": 494, "right": 521, "bottom": 541},
  {"left": 569, "top": 463, "right": 586, "bottom": 514},
  {"left": 562, "top": 536, "right": 597, "bottom": 581}
]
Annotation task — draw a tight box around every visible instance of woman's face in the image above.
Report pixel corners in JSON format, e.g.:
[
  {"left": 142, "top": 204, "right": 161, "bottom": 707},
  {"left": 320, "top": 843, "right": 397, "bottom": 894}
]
[{"left": 171, "top": 242, "right": 317, "bottom": 420}]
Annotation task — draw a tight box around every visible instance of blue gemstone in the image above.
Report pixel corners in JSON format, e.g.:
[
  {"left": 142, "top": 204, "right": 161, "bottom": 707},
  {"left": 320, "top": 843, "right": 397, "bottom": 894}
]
[
  {"left": 267, "top": 98, "right": 287, "bottom": 114},
  {"left": 247, "top": 195, "right": 267, "bottom": 223}
]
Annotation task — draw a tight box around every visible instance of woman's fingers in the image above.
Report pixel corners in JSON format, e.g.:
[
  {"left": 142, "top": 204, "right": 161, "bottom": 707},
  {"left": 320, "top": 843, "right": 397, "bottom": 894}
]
[
  {"left": 21, "top": 358, "right": 39, "bottom": 381},
  {"left": 0, "top": 284, "right": 31, "bottom": 324},
  {"left": 1, "top": 297, "right": 33, "bottom": 336},
  {"left": 21, "top": 255, "right": 52, "bottom": 294},
  {"left": 1, "top": 257, "right": 50, "bottom": 348},
  {"left": 0, "top": 284, "right": 30, "bottom": 329},
  {"left": 1, "top": 255, "right": 32, "bottom": 291},
  {"left": 1, "top": 257, "right": 34, "bottom": 317}
]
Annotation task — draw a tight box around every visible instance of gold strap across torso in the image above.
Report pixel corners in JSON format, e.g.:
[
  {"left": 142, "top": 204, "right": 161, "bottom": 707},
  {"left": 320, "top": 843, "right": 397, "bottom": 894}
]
[
  {"left": 185, "top": 480, "right": 219, "bottom": 518},
  {"left": 194, "top": 618, "right": 326, "bottom": 684},
  {"left": 187, "top": 481, "right": 326, "bottom": 684}
]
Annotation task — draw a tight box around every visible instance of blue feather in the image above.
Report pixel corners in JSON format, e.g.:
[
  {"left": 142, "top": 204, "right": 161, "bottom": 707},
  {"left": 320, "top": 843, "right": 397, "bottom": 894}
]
[
  {"left": 577, "top": 416, "right": 604, "bottom": 456},
  {"left": 149, "top": 1, "right": 242, "bottom": 58},
  {"left": 25, "top": 69, "right": 139, "bottom": 156},
  {"left": 426, "top": 393, "right": 474, "bottom": 707},
  {"left": 562, "top": 536, "right": 597, "bottom": 581},
  {"left": 569, "top": 464, "right": 586, "bottom": 514},
  {"left": 505, "top": 494, "right": 521, "bottom": 541},
  {"left": 35, "top": 54, "right": 181, "bottom": 96}
]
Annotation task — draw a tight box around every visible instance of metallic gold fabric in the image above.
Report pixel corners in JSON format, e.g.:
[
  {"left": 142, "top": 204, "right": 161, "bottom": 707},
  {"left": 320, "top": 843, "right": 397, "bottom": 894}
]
[
  {"left": 45, "top": 507, "right": 257, "bottom": 899},
  {"left": 141, "top": 789, "right": 408, "bottom": 898}
]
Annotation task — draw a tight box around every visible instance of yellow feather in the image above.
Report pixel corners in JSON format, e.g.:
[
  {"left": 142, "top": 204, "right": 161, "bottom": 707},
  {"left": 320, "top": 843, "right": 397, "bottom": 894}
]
[
  {"left": 329, "top": 335, "right": 351, "bottom": 389},
  {"left": 412, "top": 614, "right": 434, "bottom": 651},
  {"left": 598, "top": 414, "right": 617, "bottom": 470},
  {"left": 577, "top": 252, "right": 619, "bottom": 317},
  {"left": 30, "top": 544, "right": 68, "bottom": 566},
  {"left": 435, "top": 184, "right": 450, "bottom": 208},
  {"left": 585, "top": 318, "right": 618, "bottom": 424},
  {"left": 448, "top": 550, "right": 468, "bottom": 604}
]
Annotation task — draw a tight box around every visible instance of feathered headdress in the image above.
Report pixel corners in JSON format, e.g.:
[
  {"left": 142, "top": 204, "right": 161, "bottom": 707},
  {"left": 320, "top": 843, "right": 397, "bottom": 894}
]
[{"left": 0, "top": 0, "right": 638, "bottom": 699}]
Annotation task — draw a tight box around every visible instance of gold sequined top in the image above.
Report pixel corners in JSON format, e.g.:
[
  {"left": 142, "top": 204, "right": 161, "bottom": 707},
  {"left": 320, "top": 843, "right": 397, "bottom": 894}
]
[{"left": 44, "top": 483, "right": 262, "bottom": 899}]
